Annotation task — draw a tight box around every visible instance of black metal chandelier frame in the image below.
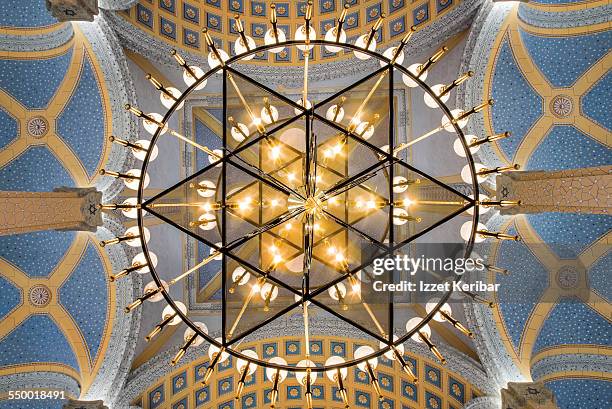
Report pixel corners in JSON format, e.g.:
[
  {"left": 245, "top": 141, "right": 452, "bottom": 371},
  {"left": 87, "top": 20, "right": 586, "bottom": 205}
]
[{"left": 135, "top": 39, "right": 480, "bottom": 373}]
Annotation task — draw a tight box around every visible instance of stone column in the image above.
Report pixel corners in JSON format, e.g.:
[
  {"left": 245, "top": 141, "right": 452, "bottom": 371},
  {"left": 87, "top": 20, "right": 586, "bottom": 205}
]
[
  {"left": 496, "top": 165, "right": 611, "bottom": 215},
  {"left": 46, "top": 0, "right": 99, "bottom": 22},
  {"left": 0, "top": 187, "right": 102, "bottom": 236},
  {"left": 63, "top": 400, "right": 108, "bottom": 409},
  {"left": 501, "top": 382, "right": 559, "bottom": 409}
]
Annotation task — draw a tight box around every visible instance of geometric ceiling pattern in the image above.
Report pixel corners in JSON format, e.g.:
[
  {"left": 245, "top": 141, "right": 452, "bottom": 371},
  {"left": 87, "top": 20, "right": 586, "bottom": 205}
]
[
  {"left": 0, "top": 1, "right": 118, "bottom": 400},
  {"left": 122, "top": 0, "right": 457, "bottom": 65},
  {"left": 475, "top": 4, "right": 612, "bottom": 407},
  {"left": 136, "top": 334, "right": 483, "bottom": 409},
  {"left": 484, "top": 11, "right": 611, "bottom": 171}
]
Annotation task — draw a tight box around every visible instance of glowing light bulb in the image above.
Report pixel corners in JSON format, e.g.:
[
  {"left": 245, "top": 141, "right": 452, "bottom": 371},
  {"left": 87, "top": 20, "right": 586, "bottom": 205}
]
[
  {"left": 234, "top": 35, "right": 257, "bottom": 60},
  {"left": 324, "top": 27, "right": 347, "bottom": 53},
  {"left": 380, "top": 334, "right": 404, "bottom": 360},
  {"left": 270, "top": 145, "right": 282, "bottom": 160},
  {"left": 183, "top": 321, "right": 208, "bottom": 346},
  {"left": 354, "top": 345, "right": 377, "bottom": 371},
  {"left": 238, "top": 197, "right": 252, "bottom": 211},
  {"left": 381, "top": 46, "right": 404, "bottom": 66},
  {"left": 264, "top": 27, "right": 287, "bottom": 53},
  {"left": 460, "top": 163, "right": 488, "bottom": 184},
  {"left": 442, "top": 109, "right": 469, "bottom": 131},
  {"left": 143, "top": 280, "right": 167, "bottom": 302},
  {"left": 161, "top": 301, "right": 187, "bottom": 326},
  {"left": 142, "top": 113, "right": 168, "bottom": 135},
  {"left": 266, "top": 357, "right": 288, "bottom": 382},
  {"left": 286, "top": 172, "right": 296, "bottom": 182},
  {"left": 327, "top": 246, "right": 337, "bottom": 255},
  {"left": 132, "top": 251, "right": 158, "bottom": 274},
  {"left": 294, "top": 98, "right": 312, "bottom": 115},
  {"left": 295, "top": 360, "right": 318, "bottom": 385},
  {"left": 424, "top": 84, "right": 449, "bottom": 108},
  {"left": 425, "top": 298, "right": 453, "bottom": 322},
  {"left": 460, "top": 221, "right": 488, "bottom": 243},
  {"left": 326, "top": 104, "right": 345, "bottom": 122},
  {"left": 325, "top": 356, "right": 347, "bottom": 381},
  {"left": 294, "top": 24, "right": 316, "bottom": 51},
  {"left": 453, "top": 136, "right": 480, "bottom": 157},
  {"left": 328, "top": 282, "right": 347, "bottom": 300},
  {"left": 131, "top": 139, "right": 158, "bottom": 162},
  {"left": 236, "top": 350, "right": 258, "bottom": 375},
  {"left": 403, "top": 197, "right": 414, "bottom": 207},
  {"left": 232, "top": 266, "right": 250, "bottom": 286},
  {"left": 261, "top": 104, "right": 279, "bottom": 124},
  {"left": 124, "top": 226, "right": 150, "bottom": 246},
  {"left": 270, "top": 199, "right": 279, "bottom": 207},
  {"left": 402, "top": 63, "right": 427, "bottom": 88},
  {"left": 208, "top": 337, "right": 229, "bottom": 363},
  {"left": 207, "top": 49, "right": 229, "bottom": 70},
  {"left": 354, "top": 33, "right": 376, "bottom": 60},
  {"left": 230, "top": 122, "right": 249, "bottom": 142},
  {"left": 366, "top": 200, "right": 377, "bottom": 209},
  {"left": 160, "top": 87, "right": 184, "bottom": 110},
  {"left": 405, "top": 317, "right": 431, "bottom": 342},
  {"left": 182, "top": 66, "right": 207, "bottom": 90}
]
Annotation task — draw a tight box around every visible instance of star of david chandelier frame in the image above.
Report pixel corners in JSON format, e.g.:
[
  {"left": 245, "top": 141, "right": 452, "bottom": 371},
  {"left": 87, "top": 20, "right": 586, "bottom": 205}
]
[{"left": 100, "top": 2, "right": 521, "bottom": 407}]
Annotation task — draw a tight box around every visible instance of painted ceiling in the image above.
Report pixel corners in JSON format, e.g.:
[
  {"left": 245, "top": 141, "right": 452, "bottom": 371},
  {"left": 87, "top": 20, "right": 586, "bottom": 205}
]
[
  {"left": 0, "top": 0, "right": 609, "bottom": 408},
  {"left": 121, "top": 0, "right": 459, "bottom": 65},
  {"left": 462, "top": 2, "right": 611, "bottom": 408}
]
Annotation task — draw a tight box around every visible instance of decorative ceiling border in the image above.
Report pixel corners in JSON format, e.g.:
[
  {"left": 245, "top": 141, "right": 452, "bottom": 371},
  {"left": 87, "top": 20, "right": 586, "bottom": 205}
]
[
  {"left": 101, "top": 0, "right": 482, "bottom": 88},
  {"left": 90, "top": 215, "right": 144, "bottom": 406},
  {"left": 115, "top": 315, "right": 496, "bottom": 408},
  {"left": 517, "top": 3, "right": 612, "bottom": 29},
  {"left": 0, "top": 23, "right": 73, "bottom": 52},
  {"left": 78, "top": 16, "right": 138, "bottom": 202}
]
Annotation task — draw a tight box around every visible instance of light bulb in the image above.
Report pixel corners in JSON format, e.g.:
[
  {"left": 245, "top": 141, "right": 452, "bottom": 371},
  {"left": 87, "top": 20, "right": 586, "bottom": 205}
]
[
  {"left": 453, "top": 136, "right": 480, "bottom": 157},
  {"left": 324, "top": 27, "right": 347, "bottom": 53},
  {"left": 123, "top": 169, "right": 150, "bottom": 190},
  {"left": 266, "top": 357, "right": 288, "bottom": 382},
  {"left": 211, "top": 243, "right": 223, "bottom": 260},
  {"left": 392, "top": 208, "right": 409, "bottom": 225},
  {"left": 143, "top": 279, "right": 167, "bottom": 302},
  {"left": 294, "top": 24, "right": 316, "bottom": 50},
  {"left": 355, "top": 121, "right": 375, "bottom": 140},
  {"left": 294, "top": 98, "right": 312, "bottom": 115},
  {"left": 196, "top": 180, "right": 216, "bottom": 198},
  {"left": 208, "top": 337, "right": 229, "bottom": 363},
  {"left": 207, "top": 49, "right": 230, "bottom": 70},
  {"left": 325, "top": 356, "right": 347, "bottom": 381},
  {"left": 208, "top": 149, "right": 223, "bottom": 167},
  {"left": 380, "top": 334, "right": 404, "bottom": 360},
  {"left": 425, "top": 298, "right": 453, "bottom": 322},
  {"left": 158, "top": 88, "right": 182, "bottom": 111},
  {"left": 124, "top": 226, "right": 150, "bottom": 246},
  {"left": 328, "top": 282, "right": 347, "bottom": 300},
  {"left": 460, "top": 221, "right": 487, "bottom": 243},
  {"left": 196, "top": 213, "right": 216, "bottom": 231},
  {"left": 423, "top": 84, "right": 449, "bottom": 108},
  {"left": 260, "top": 282, "right": 278, "bottom": 301},
  {"left": 326, "top": 104, "right": 345, "bottom": 122},
  {"left": 131, "top": 251, "right": 158, "bottom": 274},
  {"left": 131, "top": 139, "right": 158, "bottom": 162},
  {"left": 236, "top": 349, "right": 258, "bottom": 375},
  {"left": 183, "top": 321, "right": 208, "bottom": 346},
  {"left": 466, "top": 194, "right": 490, "bottom": 215},
  {"left": 183, "top": 66, "right": 207, "bottom": 90},
  {"left": 232, "top": 266, "right": 250, "bottom": 286},
  {"left": 234, "top": 36, "right": 257, "bottom": 60},
  {"left": 354, "top": 33, "right": 376, "bottom": 60},
  {"left": 460, "top": 163, "right": 488, "bottom": 184},
  {"left": 442, "top": 109, "right": 469, "bottom": 131},
  {"left": 143, "top": 113, "right": 168, "bottom": 135},
  {"left": 121, "top": 198, "right": 140, "bottom": 219},
  {"left": 231, "top": 122, "right": 249, "bottom": 142},
  {"left": 270, "top": 145, "right": 282, "bottom": 160},
  {"left": 392, "top": 176, "right": 408, "bottom": 193},
  {"left": 296, "top": 359, "right": 318, "bottom": 385},
  {"left": 402, "top": 64, "right": 427, "bottom": 88},
  {"left": 354, "top": 345, "right": 377, "bottom": 371},
  {"left": 381, "top": 46, "right": 404, "bottom": 66},
  {"left": 261, "top": 105, "right": 279, "bottom": 124},
  {"left": 162, "top": 301, "right": 187, "bottom": 326},
  {"left": 405, "top": 317, "right": 431, "bottom": 342},
  {"left": 264, "top": 27, "right": 287, "bottom": 53}
]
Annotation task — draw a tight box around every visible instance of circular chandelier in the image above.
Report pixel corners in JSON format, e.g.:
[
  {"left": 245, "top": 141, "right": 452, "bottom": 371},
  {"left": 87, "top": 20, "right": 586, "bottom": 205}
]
[{"left": 100, "top": 2, "right": 521, "bottom": 407}]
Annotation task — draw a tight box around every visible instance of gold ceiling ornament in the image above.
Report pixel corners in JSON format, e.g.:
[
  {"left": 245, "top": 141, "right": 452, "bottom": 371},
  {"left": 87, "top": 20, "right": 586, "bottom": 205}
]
[{"left": 99, "top": 2, "right": 521, "bottom": 407}]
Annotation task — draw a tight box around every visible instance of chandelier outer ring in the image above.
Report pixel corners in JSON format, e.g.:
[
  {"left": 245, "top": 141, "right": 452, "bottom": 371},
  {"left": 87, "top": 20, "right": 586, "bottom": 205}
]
[{"left": 134, "top": 39, "right": 480, "bottom": 372}]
